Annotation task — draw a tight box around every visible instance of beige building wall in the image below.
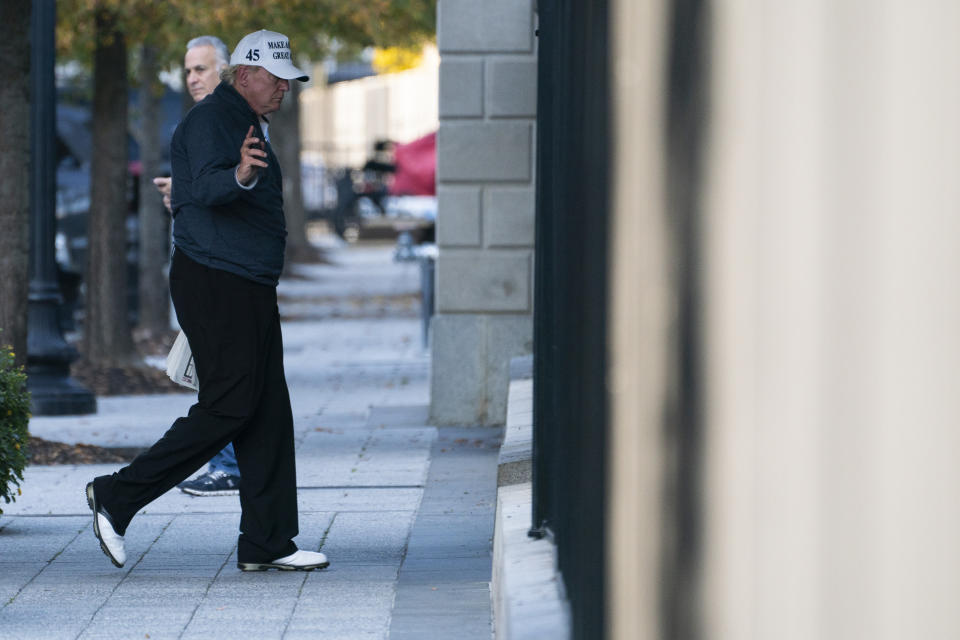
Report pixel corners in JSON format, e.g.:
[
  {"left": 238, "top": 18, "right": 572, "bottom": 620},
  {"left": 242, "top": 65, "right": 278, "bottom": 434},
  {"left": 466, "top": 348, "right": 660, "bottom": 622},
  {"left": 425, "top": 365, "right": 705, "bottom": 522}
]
[
  {"left": 701, "top": 1, "right": 960, "bottom": 639},
  {"left": 300, "top": 46, "right": 439, "bottom": 168},
  {"left": 605, "top": 0, "right": 960, "bottom": 638},
  {"left": 606, "top": 0, "right": 670, "bottom": 638}
]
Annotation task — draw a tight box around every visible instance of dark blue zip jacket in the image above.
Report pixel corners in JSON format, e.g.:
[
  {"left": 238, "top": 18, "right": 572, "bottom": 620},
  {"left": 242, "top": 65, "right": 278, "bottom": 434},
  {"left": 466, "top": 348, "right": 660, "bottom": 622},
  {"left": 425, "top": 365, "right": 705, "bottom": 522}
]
[{"left": 170, "top": 82, "right": 285, "bottom": 286}]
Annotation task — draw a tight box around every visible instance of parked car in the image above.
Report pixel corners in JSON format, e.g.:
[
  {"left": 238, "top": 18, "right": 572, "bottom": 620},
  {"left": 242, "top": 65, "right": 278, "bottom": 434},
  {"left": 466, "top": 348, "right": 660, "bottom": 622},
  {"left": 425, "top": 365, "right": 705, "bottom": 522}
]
[{"left": 54, "top": 89, "right": 182, "bottom": 330}]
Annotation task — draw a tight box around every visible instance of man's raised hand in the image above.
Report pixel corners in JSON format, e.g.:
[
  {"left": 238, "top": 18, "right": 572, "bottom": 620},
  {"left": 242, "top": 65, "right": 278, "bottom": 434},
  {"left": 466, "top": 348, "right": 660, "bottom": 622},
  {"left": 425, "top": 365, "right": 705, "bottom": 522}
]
[{"left": 236, "top": 125, "right": 267, "bottom": 186}]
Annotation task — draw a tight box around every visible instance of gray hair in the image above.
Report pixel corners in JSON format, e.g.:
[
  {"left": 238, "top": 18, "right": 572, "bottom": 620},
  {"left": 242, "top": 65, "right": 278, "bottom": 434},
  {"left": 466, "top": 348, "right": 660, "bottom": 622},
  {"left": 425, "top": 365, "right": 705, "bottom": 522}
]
[
  {"left": 186, "top": 35, "right": 229, "bottom": 69},
  {"left": 220, "top": 65, "right": 239, "bottom": 85}
]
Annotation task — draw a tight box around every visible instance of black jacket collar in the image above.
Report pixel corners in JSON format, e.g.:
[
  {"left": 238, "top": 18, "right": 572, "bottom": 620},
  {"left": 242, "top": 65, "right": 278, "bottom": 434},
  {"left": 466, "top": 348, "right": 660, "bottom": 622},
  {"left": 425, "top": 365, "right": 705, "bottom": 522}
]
[
  {"left": 211, "top": 82, "right": 271, "bottom": 130},
  {"left": 212, "top": 82, "right": 258, "bottom": 120}
]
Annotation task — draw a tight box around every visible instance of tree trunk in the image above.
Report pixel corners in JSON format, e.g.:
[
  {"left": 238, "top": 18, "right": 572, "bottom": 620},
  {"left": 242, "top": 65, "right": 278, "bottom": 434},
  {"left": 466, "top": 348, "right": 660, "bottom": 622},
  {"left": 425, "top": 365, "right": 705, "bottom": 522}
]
[
  {"left": 85, "top": 9, "right": 136, "bottom": 365},
  {"left": 0, "top": 0, "right": 31, "bottom": 366},
  {"left": 272, "top": 81, "right": 319, "bottom": 266},
  {"left": 135, "top": 43, "right": 170, "bottom": 335}
]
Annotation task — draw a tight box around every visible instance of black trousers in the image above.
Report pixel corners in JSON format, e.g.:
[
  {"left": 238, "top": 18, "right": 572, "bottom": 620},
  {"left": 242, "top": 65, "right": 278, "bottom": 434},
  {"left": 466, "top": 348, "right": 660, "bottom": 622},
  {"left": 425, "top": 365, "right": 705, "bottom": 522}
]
[{"left": 94, "top": 249, "right": 298, "bottom": 563}]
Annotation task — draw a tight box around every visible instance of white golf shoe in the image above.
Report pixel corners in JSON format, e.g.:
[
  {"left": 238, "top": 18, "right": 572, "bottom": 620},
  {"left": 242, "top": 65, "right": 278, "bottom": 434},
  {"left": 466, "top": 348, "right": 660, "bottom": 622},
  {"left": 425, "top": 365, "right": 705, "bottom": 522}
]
[
  {"left": 238, "top": 549, "right": 329, "bottom": 572},
  {"left": 85, "top": 482, "right": 126, "bottom": 568}
]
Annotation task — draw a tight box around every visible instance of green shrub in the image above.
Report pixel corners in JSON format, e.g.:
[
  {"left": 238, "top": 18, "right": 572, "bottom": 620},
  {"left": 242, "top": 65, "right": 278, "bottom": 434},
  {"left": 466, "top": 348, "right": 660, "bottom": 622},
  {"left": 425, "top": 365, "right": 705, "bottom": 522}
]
[{"left": 0, "top": 345, "right": 30, "bottom": 514}]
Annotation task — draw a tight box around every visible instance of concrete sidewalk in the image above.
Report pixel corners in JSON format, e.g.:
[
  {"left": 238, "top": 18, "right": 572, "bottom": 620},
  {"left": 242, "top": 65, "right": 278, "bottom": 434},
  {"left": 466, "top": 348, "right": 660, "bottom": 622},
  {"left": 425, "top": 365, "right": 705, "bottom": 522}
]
[{"left": 0, "top": 242, "right": 500, "bottom": 640}]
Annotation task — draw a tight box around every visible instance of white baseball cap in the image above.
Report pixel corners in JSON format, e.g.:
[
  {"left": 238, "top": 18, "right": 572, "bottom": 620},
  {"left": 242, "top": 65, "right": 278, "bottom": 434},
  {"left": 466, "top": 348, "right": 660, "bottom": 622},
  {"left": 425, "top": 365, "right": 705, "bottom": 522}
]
[{"left": 230, "top": 30, "right": 309, "bottom": 81}]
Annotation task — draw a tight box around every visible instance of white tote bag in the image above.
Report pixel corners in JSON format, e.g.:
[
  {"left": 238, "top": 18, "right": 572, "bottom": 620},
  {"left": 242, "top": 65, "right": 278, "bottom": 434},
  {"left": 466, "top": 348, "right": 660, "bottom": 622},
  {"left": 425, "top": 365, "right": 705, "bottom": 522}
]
[{"left": 165, "top": 330, "right": 199, "bottom": 390}]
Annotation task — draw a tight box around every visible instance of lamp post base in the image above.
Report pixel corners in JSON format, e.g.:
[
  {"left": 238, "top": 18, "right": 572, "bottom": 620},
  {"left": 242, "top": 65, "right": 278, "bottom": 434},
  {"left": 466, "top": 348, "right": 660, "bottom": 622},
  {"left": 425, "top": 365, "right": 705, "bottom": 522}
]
[
  {"left": 27, "top": 0, "right": 97, "bottom": 418},
  {"left": 27, "top": 364, "right": 96, "bottom": 416}
]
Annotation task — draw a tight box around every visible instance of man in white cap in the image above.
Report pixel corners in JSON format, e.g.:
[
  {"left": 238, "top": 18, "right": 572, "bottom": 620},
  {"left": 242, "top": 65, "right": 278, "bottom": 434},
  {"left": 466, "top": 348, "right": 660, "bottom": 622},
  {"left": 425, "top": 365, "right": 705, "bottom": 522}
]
[{"left": 85, "top": 31, "right": 327, "bottom": 572}]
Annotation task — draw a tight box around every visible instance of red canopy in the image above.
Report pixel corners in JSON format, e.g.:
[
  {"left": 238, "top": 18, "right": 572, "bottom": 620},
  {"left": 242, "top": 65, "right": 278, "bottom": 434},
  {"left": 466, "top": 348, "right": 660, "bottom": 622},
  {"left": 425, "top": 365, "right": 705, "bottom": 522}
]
[{"left": 389, "top": 132, "right": 436, "bottom": 196}]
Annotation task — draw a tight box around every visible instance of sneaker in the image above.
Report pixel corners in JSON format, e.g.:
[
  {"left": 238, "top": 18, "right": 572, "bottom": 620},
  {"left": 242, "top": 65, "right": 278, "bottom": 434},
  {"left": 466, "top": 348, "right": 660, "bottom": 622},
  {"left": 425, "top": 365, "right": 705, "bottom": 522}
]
[
  {"left": 178, "top": 470, "right": 241, "bottom": 496},
  {"left": 238, "top": 549, "right": 330, "bottom": 572},
  {"left": 85, "top": 482, "right": 126, "bottom": 568}
]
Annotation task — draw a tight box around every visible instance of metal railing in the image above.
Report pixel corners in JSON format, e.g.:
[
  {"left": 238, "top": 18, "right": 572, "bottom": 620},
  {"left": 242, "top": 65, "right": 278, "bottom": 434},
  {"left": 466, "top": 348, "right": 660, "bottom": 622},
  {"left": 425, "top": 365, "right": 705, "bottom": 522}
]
[
  {"left": 531, "top": 0, "right": 709, "bottom": 637},
  {"left": 531, "top": 1, "right": 611, "bottom": 638}
]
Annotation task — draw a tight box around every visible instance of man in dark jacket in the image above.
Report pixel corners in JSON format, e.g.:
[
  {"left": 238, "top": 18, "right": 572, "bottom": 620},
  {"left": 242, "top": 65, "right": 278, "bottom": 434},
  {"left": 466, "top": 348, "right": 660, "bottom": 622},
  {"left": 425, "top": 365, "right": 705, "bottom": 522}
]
[{"left": 85, "top": 30, "right": 328, "bottom": 572}]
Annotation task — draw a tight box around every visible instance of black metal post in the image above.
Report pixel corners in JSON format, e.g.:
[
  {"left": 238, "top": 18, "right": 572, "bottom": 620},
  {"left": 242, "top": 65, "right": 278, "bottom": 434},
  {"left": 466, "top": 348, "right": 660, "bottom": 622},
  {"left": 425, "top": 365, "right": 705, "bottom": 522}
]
[
  {"left": 419, "top": 255, "right": 435, "bottom": 350},
  {"left": 530, "top": 0, "right": 557, "bottom": 542},
  {"left": 531, "top": 1, "right": 610, "bottom": 637},
  {"left": 26, "top": 0, "right": 96, "bottom": 415}
]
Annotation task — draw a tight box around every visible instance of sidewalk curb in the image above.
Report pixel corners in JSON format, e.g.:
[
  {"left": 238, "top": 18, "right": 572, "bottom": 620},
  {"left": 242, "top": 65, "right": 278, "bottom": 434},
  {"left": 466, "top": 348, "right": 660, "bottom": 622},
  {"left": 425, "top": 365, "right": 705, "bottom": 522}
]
[{"left": 491, "top": 358, "right": 570, "bottom": 639}]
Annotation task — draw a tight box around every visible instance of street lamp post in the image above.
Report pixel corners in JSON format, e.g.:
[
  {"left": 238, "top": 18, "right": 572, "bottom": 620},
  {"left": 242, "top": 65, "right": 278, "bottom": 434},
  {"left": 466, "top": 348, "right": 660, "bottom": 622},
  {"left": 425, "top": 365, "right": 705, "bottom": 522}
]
[{"left": 26, "top": 0, "right": 96, "bottom": 415}]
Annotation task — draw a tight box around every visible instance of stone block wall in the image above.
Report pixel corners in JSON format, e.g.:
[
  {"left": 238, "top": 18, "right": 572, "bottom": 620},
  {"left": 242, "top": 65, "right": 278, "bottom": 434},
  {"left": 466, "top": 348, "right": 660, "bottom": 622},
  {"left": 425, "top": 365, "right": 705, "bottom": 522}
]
[{"left": 431, "top": 0, "right": 537, "bottom": 425}]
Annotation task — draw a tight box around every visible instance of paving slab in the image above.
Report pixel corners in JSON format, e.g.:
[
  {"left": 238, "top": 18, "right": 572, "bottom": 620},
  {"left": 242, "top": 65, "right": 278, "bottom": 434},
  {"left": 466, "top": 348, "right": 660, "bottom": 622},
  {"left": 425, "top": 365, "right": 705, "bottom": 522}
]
[
  {"left": 0, "top": 242, "right": 500, "bottom": 640},
  {"left": 389, "top": 426, "right": 501, "bottom": 640}
]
